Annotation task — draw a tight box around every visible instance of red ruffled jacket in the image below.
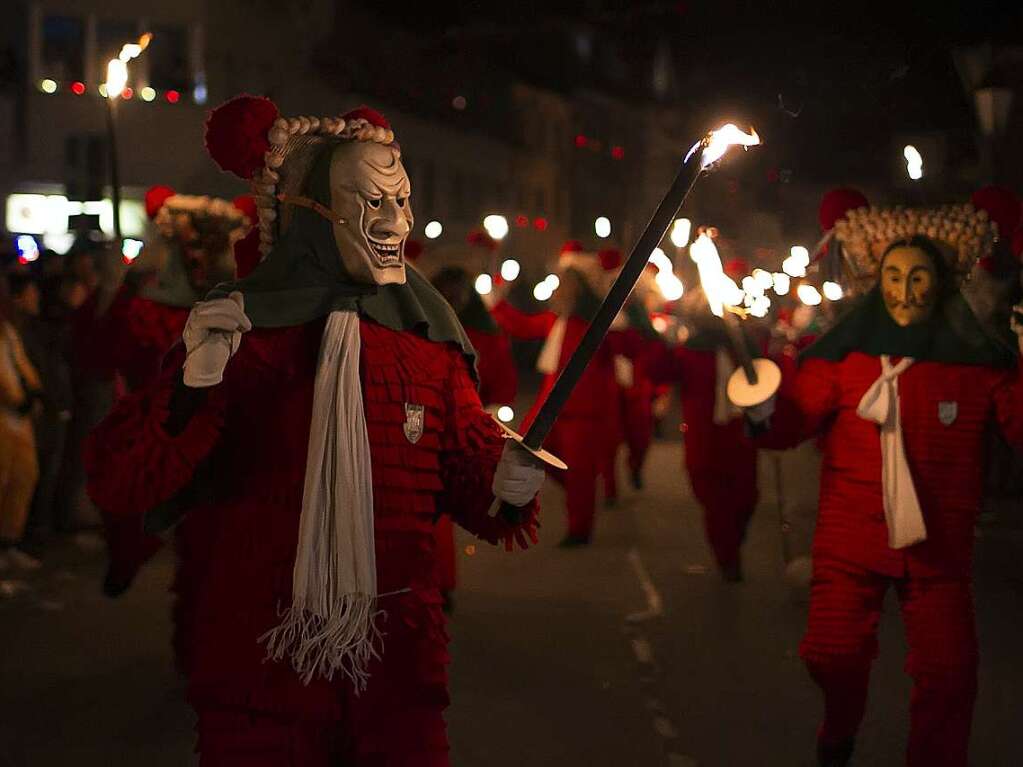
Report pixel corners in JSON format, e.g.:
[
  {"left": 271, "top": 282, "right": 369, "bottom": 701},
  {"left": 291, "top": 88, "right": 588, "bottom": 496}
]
[
  {"left": 85, "top": 318, "right": 536, "bottom": 719},
  {"left": 759, "top": 352, "right": 1023, "bottom": 577}
]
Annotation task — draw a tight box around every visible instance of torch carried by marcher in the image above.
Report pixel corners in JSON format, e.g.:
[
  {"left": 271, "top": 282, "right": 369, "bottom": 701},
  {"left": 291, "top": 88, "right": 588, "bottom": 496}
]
[{"left": 498, "top": 124, "right": 768, "bottom": 516}]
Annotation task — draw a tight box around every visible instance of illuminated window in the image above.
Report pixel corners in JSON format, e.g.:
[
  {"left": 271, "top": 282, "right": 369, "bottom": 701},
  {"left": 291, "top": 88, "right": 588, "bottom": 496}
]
[{"left": 41, "top": 15, "right": 85, "bottom": 82}]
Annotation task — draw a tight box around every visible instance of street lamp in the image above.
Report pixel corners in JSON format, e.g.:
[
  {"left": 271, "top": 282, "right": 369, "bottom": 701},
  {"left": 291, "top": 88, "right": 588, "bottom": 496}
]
[{"left": 103, "top": 33, "right": 152, "bottom": 243}]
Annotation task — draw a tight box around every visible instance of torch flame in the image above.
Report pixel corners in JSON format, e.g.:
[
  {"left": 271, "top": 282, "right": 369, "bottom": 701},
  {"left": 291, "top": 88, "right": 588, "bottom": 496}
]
[
  {"left": 689, "top": 232, "right": 744, "bottom": 317},
  {"left": 686, "top": 124, "right": 761, "bottom": 169}
]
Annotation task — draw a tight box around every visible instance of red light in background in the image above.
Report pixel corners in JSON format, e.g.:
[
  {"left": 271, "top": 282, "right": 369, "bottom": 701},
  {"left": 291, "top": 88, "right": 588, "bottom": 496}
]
[
  {"left": 71, "top": 81, "right": 86, "bottom": 95},
  {"left": 533, "top": 217, "right": 548, "bottom": 231},
  {"left": 611, "top": 145, "right": 625, "bottom": 160},
  {"left": 122, "top": 87, "right": 133, "bottom": 99},
  {"left": 574, "top": 134, "right": 587, "bottom": 148},
  {"left": 165, "top": 90, "right": 180, "bottom": 104},
  {"left": 515, "top": 215, "right": 529, "bottom": 227}
]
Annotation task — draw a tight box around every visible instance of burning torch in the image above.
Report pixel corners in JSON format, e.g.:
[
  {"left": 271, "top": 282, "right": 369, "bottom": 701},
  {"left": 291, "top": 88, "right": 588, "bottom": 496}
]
[
  {"left": 497, "top": 124, "right": 762, "bottom": 511},
  {"left": 689, "top": 231, "right": 781, "bottom": 409}
]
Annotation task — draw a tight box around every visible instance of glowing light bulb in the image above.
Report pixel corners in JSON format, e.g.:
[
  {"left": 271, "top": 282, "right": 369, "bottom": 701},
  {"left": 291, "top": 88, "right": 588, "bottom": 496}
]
[
  {"left": 773, "top": 273, "right": 790, "bottom": 296},
  {"left": 533, "top": 282, "right": 553, "bottom": 301},
  {"left": 40, "top": 79, "right": 57, "bottom": 94},
  {"left": 140, "top": 86, "right": 156, "bottom": 102},
  {"left": 594, "top": 216, "right": 611, "bottom": 238},
  {"left": 16, "top": 235, "right": 40, "bottom": 263},
  {"left": 497, "top": 406, "right": 514, "bottom": 423},
  {"left": 670, "top": 218, "right": 692, "bottom": 248},
  {"left": 121, "top": 238, "right": 144, "bottom": 261},
  {"left": 752, "top": 268, "right": 773, "bottom": 290},
  {"left": 822, "top": 281, "right": 844, "bottom": 301},
  {"left": 483, "top": 214, "right": 509, "bottom": 240},
  {"left": 500, "top": 259, "right": 520, "bottom": 281},
  {"left": 797, "top": 284, "right": 822, "bottom": 306},
  {"left": 545, "top": 273, "right": 560, "bottom": 290},
  {"left": 424, "top": 220, "right": 443, "bottom": 239},
  {"left": 649, "top": 247, "right": 673, "bottom": 273},
  {"left": 474, "top": 274, "right": 493, "bottom": 295}
]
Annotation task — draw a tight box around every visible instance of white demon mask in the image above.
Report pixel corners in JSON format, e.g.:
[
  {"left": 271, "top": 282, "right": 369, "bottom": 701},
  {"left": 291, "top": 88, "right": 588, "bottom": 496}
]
[{"left": 329, "top": 140, "right": 413, "bottom": 285}]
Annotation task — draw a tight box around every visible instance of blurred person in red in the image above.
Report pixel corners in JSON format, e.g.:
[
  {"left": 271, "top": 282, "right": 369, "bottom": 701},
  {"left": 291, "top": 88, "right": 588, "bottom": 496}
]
[
  {"left": 492, "top": 241, "right": 621, "bottom": 546},
  {"left": 649, "top": 248, "right": 760, "bottom": 581},
  {"left": 601, "top": 252, "right": 664, "bottom": 500}
]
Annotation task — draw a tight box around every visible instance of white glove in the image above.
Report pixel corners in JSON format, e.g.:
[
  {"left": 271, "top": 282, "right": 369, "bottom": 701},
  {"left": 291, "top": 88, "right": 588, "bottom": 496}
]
[
  {"left": 182, "top": 292, "right": 251, "bottom": 388},
  {"left": 1011, "top": 303, "right": 1023, "bottom": 355},
  {"left": 492, "top": 440, "right": 545, "bottom": 507}
]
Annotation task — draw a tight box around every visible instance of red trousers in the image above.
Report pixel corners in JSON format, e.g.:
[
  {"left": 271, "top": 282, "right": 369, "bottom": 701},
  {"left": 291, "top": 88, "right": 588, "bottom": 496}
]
[
  {"left": 622, "top": 389, "right": 653, "bottom": 476},
  {"left": 548, "top": 417, "right": 601, "bottom": 539},
  {"left": 195, "top": 702, "right": 448, "bottom": 767},
  {"left": 687, "top": 466, "right": 757, "bottom": 569},
  {"left": 801, "top": 559, "right": 978, "bottom": 766},
  {"left": 195, "top": 597, "right": 451, "bottom": 766}
]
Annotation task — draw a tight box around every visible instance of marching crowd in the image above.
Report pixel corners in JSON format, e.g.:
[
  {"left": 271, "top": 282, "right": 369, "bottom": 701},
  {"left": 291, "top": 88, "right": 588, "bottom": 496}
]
[{"left": 3, "top": 92, "right": 1023, "bottom": 766}]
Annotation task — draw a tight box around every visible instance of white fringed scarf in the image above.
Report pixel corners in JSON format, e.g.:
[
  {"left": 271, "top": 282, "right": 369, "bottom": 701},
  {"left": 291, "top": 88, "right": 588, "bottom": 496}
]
[
  {"left": 260, "top": 310, "right": 380, "bottom": 687},
  {"left": 855, "top": 355, "right": 928, "bottom": 549}
]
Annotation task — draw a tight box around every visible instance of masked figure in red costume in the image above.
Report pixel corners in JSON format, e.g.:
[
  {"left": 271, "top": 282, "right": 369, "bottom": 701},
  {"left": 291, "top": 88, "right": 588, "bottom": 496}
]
[
  {"left": 85, "top": 96, "right": 544, "bottom": 766},
  {"left": 744, "top": 198, "right": 1023, "bottom": 767},
  {"left": 429, "top": 233, "right": 518, "bottom": 608},
  {"left": 492, "top": 241, "right": 619, "bottom": 546},
  {"left": 97, "top": 190, "right": 253, "bottom": 597}
]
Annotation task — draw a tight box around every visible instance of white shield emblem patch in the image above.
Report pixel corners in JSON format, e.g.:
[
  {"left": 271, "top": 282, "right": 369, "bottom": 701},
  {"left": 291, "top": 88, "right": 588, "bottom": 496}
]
[
  {"left": 403, "top": 403, "right": 425, "bottom": 444},
  {"left": 938, "top": 401, "right": 958, "bottom": 426}
]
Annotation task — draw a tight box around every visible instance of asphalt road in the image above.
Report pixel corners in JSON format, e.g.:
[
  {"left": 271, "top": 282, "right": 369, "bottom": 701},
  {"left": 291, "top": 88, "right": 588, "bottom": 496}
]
[{"left": 2, "top": 439, "right": 1022, "bottom": 766}]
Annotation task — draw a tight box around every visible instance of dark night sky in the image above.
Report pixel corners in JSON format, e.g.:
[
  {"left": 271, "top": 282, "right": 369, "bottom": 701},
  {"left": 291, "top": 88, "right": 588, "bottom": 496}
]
[{"left": 365, "top": 1, "right": 1022, "bottom": 187}]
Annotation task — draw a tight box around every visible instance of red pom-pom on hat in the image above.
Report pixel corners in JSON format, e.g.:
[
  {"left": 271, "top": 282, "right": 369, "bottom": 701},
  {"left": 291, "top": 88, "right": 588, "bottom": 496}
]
[
  {"left": 598, "top": 248, "right": 622, "bottom": 271},
  {"left": 342, "top": 106, "right": 391, "bottom": 130},
  {"left": 560, "top": 240, "right": 585, "bottom": 256},
  {"left": 404, "top": 239, "right": 423, "bottom": 263},
  {"left": 232, "top": 194, "right": 258, "bottom": 225},
  {"left": 971, "top": 186, "right": 1021, "bottom": 239},
  {"left": 819, "top": 188, "right": 869, "bottom": 231},
  {"left": 205, "top": 95, "right": 279, "bottom": 180},
  {"left": 144, "top": 185, "right": 176, "bottom": 219},
  {"left": 466, "top": 230, "right": 498, "bottom": 251}
]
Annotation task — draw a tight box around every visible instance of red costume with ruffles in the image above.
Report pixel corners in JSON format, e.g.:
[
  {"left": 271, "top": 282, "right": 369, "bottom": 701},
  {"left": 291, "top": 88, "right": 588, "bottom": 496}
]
[
  {"left": 492, "top": 300, "right": 618, "bottom": 540},
  {"left": 86, "top": 317, "right": 536, "bottom": 766},
  {"left": 759, "top": 353, "right": 1023, "bottom": 765}
]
